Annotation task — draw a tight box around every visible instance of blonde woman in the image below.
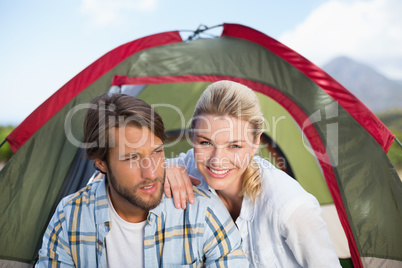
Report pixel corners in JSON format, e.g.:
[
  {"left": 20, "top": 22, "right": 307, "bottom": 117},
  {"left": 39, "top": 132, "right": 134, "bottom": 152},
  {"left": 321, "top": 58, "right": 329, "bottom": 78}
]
[{"left": 166, "top": 80, "right": 341, "bottom": 267}]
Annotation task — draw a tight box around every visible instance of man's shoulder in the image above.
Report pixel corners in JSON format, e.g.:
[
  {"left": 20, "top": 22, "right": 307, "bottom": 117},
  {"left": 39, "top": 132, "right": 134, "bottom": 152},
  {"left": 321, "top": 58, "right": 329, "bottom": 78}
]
[
  {"left": 41, "top": 179, "right": 106, "bottom": 242},
  {"left": 192, "top": 185, "right": 211, "bottom": 200},
  {"left": 58, "top": 179, "right": 106, "bottom": 211},
  {"left": 189, "top": 186, "right": 230, "bottom": 217},
  {"left": 160, "top": 185, "right": 227, "bottom": 218}
]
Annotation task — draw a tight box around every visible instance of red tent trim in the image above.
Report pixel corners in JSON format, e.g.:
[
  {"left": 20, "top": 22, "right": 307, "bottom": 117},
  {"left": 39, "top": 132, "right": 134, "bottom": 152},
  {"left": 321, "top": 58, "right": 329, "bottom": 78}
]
[
  {"left": 221, "top": 23, "right": 394, "bottom": 153},
  {"left": 7, "top": 31, "right": 183, "bottom": 153},
  {"left": 112, "top": 74, "right": 362, "bottom": 267},
  {"left": 4, "top": 23, "right": 391, "bottom": 267},
  {"left": 8, "top": 22, "right": 394, "bottom": 156}
]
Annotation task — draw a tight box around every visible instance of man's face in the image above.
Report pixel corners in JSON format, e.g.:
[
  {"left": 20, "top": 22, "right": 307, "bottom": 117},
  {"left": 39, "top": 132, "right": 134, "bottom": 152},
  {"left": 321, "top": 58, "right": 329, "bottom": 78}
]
[{"left": 98, "top": 126, "right": 165, "bottom": 213}]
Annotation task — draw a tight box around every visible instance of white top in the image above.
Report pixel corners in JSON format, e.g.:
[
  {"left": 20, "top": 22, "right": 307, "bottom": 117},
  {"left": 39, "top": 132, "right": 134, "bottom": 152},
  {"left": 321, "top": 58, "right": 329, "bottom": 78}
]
[
  {"left": 106, "top": 190, "right": 147, "bottom": 268},
  {"left": 173, "top": 149, "right": 341, "bottom": 268}
]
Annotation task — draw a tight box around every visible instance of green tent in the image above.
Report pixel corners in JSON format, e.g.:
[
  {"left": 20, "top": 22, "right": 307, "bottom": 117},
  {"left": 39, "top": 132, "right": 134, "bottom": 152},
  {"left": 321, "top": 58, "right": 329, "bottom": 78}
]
[{"left": 0, "top": 23, "right": 401, "bottom": 267}]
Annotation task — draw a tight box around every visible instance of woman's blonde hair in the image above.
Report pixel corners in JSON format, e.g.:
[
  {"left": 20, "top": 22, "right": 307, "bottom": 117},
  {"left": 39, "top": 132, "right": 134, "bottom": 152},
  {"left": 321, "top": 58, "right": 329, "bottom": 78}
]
[{"left": 191, "top": 80, "right": 264, "bottom": 202}]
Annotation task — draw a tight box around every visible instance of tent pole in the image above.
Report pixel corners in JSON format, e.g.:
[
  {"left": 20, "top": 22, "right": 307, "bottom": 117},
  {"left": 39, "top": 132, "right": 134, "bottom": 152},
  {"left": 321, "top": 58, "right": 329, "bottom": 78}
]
[
  {"left": 0, "top": 138, "right": 6, "bottom": 149},
  {"left": 395, "top": 137, "right": 402, "bottom": 148},
  {"left": 185, "top": 24, "right": 223, "bottom": 41}
]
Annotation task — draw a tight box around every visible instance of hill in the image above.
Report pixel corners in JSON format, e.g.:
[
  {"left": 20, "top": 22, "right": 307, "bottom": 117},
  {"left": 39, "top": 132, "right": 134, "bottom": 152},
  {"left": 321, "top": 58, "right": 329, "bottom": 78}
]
[
  {"left": 323, "top": 58, "right": 402, "bottom": 172},
  {"left": 322, "top": 56, "right": 402, "bottom": 113}
]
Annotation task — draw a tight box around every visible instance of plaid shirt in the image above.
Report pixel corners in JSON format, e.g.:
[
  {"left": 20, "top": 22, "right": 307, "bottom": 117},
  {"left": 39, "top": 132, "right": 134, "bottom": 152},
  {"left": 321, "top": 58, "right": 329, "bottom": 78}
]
[{"left": 36, "top": 178, "right": 248, "bottom": 267}]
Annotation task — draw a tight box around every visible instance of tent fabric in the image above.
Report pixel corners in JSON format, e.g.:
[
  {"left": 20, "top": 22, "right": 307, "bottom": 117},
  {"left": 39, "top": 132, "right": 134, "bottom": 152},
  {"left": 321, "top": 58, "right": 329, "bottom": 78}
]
[
  {"left": 1, "top": 23, "right": 401, "bottom": 268},
  {"left": 6, "top": 31, "right": 183, "bottom": 153},
  {"left": 221, "top": 24, "right": 395, "bottom": 153}
]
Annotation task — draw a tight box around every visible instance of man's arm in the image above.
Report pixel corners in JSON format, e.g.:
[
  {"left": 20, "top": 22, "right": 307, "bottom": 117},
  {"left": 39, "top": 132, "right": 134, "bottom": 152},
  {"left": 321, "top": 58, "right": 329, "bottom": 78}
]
[
  {"left": 35, "top": 203, "right": 75, "bottom": 267},
  {"left": 202, "top": 198, "right": 249, "bottom": 267}
]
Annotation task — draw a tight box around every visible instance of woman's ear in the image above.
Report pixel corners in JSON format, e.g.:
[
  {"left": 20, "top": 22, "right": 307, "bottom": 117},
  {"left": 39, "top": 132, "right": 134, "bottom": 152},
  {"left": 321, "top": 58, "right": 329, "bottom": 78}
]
[{"left": 94, "top": 159, "right": 108, "bottom": 174}]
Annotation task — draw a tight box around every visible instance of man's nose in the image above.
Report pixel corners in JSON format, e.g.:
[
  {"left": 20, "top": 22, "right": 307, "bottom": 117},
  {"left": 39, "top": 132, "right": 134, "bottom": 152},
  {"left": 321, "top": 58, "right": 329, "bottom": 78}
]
[{"left": 141, "top": 157, "right": 157, "bottom": 180}]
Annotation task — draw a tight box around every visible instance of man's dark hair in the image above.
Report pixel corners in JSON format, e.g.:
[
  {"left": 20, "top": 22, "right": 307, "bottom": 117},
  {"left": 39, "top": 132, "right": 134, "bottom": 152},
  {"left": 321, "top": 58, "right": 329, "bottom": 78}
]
[{"left": 83, "top": 93, "right": 166, "bottom": 162}]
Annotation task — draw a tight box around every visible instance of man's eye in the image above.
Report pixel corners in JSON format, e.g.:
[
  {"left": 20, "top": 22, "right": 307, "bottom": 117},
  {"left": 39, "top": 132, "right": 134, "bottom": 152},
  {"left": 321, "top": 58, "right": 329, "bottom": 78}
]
[
  {"left": 154, "top": 149, "right": 164, "bottom": 154},
  {"left": 230, "top": 144, "right": 241, "bottom": 149},
  {"left": 126, "top": 154, "right": 139, "bottom": 161}
]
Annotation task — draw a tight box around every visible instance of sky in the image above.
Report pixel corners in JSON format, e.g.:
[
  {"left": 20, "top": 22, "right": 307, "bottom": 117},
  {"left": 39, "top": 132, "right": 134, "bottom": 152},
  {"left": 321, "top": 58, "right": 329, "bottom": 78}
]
[{"left": 0, "top": 0, "right": 401, "bottom": 126}]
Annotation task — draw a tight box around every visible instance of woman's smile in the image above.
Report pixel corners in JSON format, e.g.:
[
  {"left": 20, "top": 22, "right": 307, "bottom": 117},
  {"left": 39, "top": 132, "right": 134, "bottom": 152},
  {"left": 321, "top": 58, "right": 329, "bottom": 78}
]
[{"left": 206, "top": 166, "right": 233, "bottom": 178}]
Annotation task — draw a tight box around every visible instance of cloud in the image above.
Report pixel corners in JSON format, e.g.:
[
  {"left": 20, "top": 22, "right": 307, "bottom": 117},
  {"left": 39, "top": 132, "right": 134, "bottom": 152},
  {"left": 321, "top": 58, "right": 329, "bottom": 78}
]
[
  {"left": 80, "top": 0, "right": 157, "bottom": 27},
  {"left": 279, "top": 0, "right": 402, "bottom": 79}
]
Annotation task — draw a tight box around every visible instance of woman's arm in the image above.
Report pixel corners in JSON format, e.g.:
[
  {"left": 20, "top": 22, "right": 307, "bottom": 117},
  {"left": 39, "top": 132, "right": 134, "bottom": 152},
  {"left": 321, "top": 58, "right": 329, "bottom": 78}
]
[
  {"left": 165, "top": 163, "right": 200, "bottom": 209},
  {"left": 283, "top": 199, "right": 341, "bottom": 267}
]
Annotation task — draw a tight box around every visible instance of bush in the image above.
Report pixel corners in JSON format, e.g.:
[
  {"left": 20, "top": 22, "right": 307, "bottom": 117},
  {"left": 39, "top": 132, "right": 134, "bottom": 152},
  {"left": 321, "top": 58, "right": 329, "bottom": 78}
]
[{"left": 0, "top": 126, "right": 15, "bottom": 163}]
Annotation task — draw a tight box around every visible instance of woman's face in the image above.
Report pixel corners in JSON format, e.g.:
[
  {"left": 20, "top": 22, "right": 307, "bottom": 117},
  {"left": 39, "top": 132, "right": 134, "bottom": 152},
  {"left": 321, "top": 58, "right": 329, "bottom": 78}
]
[{"left": 193, "top": 114, "right": 260, "bottom": 193}]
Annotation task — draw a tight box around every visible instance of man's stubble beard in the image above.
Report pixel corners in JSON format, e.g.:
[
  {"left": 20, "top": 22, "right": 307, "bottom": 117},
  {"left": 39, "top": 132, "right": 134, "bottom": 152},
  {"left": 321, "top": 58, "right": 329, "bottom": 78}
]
[{"left": 107, "top": 166, "right": 165, "bottom": 211}]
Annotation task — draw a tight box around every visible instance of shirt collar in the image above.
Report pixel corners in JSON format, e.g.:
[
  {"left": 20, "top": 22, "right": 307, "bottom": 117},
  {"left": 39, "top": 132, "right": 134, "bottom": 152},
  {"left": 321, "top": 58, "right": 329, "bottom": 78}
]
[
  {"left": 95, "top": 178, "right": 111, "bottom": 225},
  {"left": 238, "top": 195, "right": 255, "bottom": 222},
  {"left": 148, "top": 194, "right": 165, "bottom": 218}
]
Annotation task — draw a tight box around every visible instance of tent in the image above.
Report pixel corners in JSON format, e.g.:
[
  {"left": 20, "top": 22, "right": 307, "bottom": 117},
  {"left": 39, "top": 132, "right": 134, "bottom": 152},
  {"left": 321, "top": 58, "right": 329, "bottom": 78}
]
[{"left": 0, "top": 23, "right": 401, "bottom": 267}]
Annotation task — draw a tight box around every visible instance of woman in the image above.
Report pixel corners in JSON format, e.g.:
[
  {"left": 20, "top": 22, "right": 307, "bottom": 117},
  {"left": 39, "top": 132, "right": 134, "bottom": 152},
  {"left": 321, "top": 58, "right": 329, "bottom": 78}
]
[{"left": 165, "top": 80, "right": 341, "bottom": 267}]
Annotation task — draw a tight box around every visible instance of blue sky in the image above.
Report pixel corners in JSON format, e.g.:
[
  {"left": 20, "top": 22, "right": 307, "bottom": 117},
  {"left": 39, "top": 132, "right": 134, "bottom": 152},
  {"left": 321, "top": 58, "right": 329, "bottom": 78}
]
[{"left": 0, "top": 0, "right": 401, "bottom": 125}]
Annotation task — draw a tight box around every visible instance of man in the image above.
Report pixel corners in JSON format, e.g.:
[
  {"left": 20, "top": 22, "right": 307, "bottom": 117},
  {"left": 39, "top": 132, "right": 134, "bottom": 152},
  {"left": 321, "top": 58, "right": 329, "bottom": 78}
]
[{"left": 36, "top": 93, "right": 247, "bottom": 267}]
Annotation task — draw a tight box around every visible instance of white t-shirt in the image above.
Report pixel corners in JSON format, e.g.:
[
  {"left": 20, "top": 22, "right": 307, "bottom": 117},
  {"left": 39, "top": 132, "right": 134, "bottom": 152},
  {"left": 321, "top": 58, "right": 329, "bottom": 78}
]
[{"left": 106, "top": 190, "right": 147, "bottom": 268}]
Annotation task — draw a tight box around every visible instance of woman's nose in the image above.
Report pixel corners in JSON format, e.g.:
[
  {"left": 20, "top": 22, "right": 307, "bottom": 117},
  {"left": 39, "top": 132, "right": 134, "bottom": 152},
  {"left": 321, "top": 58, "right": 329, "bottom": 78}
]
[{"left": 209, "top": 147, "right": 228, "bottom": 167}]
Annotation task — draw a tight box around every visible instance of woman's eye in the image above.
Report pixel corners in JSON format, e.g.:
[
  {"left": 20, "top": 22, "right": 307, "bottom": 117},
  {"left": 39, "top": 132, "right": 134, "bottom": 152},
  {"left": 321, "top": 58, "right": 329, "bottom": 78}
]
[
  {"left": 230, "top": 144, "right": 241, "bottom": 149},
  {"left": 200, "top": 141, "right": 211, "bottom": 146}
]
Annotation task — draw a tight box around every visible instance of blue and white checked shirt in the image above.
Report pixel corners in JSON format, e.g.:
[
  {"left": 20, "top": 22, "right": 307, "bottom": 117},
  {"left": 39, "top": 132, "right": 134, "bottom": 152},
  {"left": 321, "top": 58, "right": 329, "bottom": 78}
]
[{"left": 36, "top": 178, "right": 248, "bottom": 267}]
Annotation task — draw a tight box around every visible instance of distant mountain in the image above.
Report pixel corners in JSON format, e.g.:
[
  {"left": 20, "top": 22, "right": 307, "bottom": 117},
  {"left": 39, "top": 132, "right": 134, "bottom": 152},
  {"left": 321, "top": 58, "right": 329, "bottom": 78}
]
[{"left": 322, "top": 56, "right": 402, "bottom": 112}]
